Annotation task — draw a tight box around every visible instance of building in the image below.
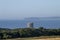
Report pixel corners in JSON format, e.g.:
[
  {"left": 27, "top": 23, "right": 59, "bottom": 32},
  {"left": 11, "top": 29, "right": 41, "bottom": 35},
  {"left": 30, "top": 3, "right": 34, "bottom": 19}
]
[{"left": 27, "top": 22, "right": 34, "bottom": 28}]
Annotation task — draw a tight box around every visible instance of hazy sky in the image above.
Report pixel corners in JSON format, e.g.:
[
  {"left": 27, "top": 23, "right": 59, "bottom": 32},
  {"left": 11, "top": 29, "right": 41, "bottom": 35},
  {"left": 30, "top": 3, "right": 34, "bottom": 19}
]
[{"left": 0, "top": 0, "right": 60, "bottom": 20}]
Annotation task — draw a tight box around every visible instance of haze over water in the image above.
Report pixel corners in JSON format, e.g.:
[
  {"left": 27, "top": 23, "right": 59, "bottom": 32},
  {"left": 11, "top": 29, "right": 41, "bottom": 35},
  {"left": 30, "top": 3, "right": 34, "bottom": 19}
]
[
  {"left": 0, "top": 0, "right": 60, "bottom": 29},
  {"left": 0, "top": 18, "right": 60, "bottom": 29},
  {"left": 0, "top": 0, "right": 60, "bottom": 20}
]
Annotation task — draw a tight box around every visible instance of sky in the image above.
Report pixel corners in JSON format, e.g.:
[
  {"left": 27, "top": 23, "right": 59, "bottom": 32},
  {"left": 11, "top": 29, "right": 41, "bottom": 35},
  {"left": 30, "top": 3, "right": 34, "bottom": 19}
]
[{"left": 0, "top": 0, "right": 60, "bottom": 20}]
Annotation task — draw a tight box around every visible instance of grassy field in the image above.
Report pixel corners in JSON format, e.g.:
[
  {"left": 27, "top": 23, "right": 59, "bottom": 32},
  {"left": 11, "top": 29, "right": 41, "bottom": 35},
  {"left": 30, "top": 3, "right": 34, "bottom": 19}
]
[{"left": 1, "top": 36, "right": 60, "bottom": 40}]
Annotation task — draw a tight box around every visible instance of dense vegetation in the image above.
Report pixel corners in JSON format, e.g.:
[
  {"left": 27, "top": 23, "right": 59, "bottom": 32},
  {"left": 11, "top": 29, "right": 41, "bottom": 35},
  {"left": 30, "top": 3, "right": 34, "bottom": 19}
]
[{"left": 0, "top": 27, "right": 60, "bottom": 39}]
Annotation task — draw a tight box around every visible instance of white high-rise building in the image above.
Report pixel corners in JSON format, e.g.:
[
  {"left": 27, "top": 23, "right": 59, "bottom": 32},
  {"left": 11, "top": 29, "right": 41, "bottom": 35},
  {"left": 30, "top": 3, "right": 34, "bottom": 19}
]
[{"left": 27, "top": 22, "right": 33, "bottom": 28}]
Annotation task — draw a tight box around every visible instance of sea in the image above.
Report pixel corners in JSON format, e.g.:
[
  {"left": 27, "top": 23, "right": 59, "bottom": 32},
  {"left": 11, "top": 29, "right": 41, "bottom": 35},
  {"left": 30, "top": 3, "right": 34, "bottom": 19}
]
[{"left": 0, "top": 19, "right": 60, "bottom": 29}]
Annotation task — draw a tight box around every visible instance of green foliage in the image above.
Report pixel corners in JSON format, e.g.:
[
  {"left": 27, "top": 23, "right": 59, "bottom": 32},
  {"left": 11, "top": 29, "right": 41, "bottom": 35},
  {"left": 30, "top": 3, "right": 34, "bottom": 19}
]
[{"left": 0, "top": 27, "right": 60, "bottom": 39}]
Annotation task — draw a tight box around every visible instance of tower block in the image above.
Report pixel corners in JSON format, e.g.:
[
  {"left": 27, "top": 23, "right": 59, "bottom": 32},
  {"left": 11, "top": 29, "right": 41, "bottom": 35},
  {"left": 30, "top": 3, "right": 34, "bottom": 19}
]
[{"left": 27, "top": 22, "right": 34, "bottom": 28}]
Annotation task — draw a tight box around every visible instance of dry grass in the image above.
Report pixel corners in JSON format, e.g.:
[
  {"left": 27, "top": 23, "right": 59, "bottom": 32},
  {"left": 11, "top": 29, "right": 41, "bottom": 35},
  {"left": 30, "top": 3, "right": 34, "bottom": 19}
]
[
  {"left": 3, "top": 38, "right": 60, "bottom": 40},
  {"left": 1, "top": 36, "right": 60, "bottom": 40},
  {"left": 35, "top": 38, "right": 60, "bottom": 40}
]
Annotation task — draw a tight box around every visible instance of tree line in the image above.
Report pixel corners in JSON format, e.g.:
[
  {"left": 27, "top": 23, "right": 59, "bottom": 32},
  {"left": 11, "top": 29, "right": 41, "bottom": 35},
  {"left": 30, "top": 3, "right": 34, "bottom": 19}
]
[{"left": 0, "top": 27, "right": 60, "bottom": 39}]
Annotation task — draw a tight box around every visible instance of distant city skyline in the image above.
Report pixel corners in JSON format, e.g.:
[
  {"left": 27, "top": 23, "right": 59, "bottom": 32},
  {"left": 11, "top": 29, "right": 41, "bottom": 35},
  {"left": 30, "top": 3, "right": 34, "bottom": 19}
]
[{"left": 0, "top": 0, "right": 60, "bottom": 20}]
